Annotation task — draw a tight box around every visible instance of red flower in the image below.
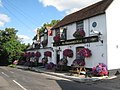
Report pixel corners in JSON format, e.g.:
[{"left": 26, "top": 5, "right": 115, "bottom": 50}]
[
  {"left": 35, "top": 51, "right": 41, "bottom": 57},
  {"left": 53, "top": 34, "right": 60, "bottom": 42},
  {"left": 44, "top": 51, "right": 52, "bottom": 57},
  {"left": 80, "top": 48, "right": 92, "bottom": 57},
  {"left": 63, "top": 49, "right": 73, "bottom": 58}
]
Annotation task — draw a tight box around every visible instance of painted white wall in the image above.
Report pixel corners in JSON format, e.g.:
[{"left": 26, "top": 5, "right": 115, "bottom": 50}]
[
  {"left": 85, "top": 14, "right": 107, "bottom": 68},
  {"left": 67, "top": 23, "right": 76, "bottom": 40},
  {"left": 53, "top": 14, "right": 107, "bottom": 68},
  {"left": 106, "top": 0, "right": 120, "bottom": 70}
]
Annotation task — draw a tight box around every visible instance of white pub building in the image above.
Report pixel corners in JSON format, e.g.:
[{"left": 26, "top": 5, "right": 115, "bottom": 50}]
[
  {"left": 27, "top": 0, "right": 120, "bottom": 74},
  {"left": 51, "top": 0, "right": 120, "bottom": 72}
]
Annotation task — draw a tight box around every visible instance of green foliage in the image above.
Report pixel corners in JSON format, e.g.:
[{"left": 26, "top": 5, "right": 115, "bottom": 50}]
[
  {"left": 8, "top": 64, "right": 16, "bottom": 68},
  {"left": 37, "top": 20, "right": 60, "bottom": 33},
  {"left": 0, "top": 28, "right": 27, "bottom": 65}
]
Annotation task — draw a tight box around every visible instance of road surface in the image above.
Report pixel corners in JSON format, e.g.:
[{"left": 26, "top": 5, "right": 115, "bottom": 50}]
[{"left": 0, "top": 66, "right": 119, "bottom": 90}]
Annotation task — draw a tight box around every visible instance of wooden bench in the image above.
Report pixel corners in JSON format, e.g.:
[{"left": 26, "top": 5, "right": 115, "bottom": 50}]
[{"left": 69, "top": 66, "right": 87, "bottom": 76}]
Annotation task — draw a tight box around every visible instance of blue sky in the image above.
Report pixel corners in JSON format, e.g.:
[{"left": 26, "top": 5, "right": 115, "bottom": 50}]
[{"left": 0, "top": 0, "right": 101, "bottom": 44}]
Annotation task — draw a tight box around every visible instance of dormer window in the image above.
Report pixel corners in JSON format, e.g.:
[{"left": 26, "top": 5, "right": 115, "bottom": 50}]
[{"left": 76, "top": 21, "right": 84, "bottom": 30}]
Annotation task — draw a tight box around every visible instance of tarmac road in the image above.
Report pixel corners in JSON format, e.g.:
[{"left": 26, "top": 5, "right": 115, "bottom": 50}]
[{"left": 0, "top": 66, "right": 119, "bottom": 90}]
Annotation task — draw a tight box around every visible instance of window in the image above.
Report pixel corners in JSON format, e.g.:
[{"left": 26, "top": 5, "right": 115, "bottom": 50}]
[
  {"left": 44, "top": 33, "right": 48, "bottom": 40},
  {"left": 76, "top": 21, "right": 84, "bottom": 30},
  {"left": 60, "top": 28, "right": 67, "bottom": 40},
  {"left": 55, "top": 29, "right": 60, "bottom": 36}
]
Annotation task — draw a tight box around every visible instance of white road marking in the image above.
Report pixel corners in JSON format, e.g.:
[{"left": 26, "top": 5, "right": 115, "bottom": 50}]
[
  {"left": 1, "top": 72, "right": 10, "bottom": 77},
  {"left": 13, "top": 80, "right": 27, "bottom": 90}
]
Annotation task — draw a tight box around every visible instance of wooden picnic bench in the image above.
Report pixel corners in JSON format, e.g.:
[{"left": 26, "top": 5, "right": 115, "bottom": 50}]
[{"left": 69, "top": 66, "right": 87, "bottom": 76}]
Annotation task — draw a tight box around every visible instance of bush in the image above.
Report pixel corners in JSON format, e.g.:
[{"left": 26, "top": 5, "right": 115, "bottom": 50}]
[{"left": 8, "top": 64, "right": 16, "bottom": 68}]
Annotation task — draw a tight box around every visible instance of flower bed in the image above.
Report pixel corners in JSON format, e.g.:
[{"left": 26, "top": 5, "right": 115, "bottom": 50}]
[
  {"left": 63, "top": 49, "right": 73, "bottom": 58},
  {"left": 92, "top": 63, "right": 108, "bottom": 76},
  {"left": 44, "top": 51, "right": 52, "bottom": 57},
  {"left": 73, "top": 29, "right": 85, "bottom": 38}
]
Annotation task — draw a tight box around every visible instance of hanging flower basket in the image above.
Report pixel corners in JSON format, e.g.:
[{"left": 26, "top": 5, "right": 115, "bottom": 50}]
[
  {"left": 30, "top": 52, "right": 35, "bottom": 57},
  {"left": 73, "top": 29, "right": 85, "bottom": 39},
  {"left": 53, "top": 34, "right": 60, "bottom": 42},
  {"left": 80, "top": 48, "right": 92, "bottom": 57},
  {"left": 44, "top": 51, "right": 52, "bottom": 57},
  {"left": 41, "top": 40, "right": 48, "bottom": 47},
  {"left": 92, "top": 63, "right": 108, "bottom": 76},
  {"left": 63, "top": 49, "right": 73, "bottom": 58},
  {"left": 24, "top": 52, "right": 32, "bottom": 57},
  {"left": 35, "top": 51, "right": 41, "bottom": 57}
]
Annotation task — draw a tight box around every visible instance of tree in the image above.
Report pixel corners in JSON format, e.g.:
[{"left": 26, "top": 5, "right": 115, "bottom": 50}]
[
  {"left": 0, "top": 28, "right": 27, "bottom": 65},
  {"left": 37, "top": 20, "right": 60, "bottom": 33}
]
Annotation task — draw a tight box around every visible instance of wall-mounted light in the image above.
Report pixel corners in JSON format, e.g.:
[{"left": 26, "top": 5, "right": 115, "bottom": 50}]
[{"left": 91, "top": 29, "right": 102, "bottom": 35}]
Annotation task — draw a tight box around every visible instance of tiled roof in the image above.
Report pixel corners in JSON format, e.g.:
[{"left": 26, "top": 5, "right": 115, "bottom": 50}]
[{"left": 52, "top": 0, "right": 113, "bottom": 29}]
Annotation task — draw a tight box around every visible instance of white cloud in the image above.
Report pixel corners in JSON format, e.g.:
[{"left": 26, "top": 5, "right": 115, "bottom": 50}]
[
  {"left": 0, "top": 13, "right": 10, "bottom": 27},
  {"left": 18, "top": 35, "right": 32, "bottom": 44},
  {"left": 39, "top": 0, "right": 102, "bottom": 14},
  {"left": 0, "top": 0, "right": 3, "bottom": 7},
  {"left": 18, "top": 35, "right": 31, "bottom": 40}
]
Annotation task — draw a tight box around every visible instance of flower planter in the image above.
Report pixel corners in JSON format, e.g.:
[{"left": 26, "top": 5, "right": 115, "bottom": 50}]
[
  {"left": 53, "top": 34, "right": 60, "bottom": 42},
  {"left": 73, "top": 29, "right": 85, "bottom": 39}
]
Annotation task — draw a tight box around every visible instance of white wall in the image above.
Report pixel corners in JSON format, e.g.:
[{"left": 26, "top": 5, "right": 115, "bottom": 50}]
[
  {"left": 67, "top": 23, "right": 76, "bottom": 40},
  {"left": 106, "top": 0, "right": 120, "bottom": 70},
  {"left": 57, "top": 14, "right": 107, "bottom": 68},
  {"left": 85, "top": 14, "right": 107, "bottom": 68}
]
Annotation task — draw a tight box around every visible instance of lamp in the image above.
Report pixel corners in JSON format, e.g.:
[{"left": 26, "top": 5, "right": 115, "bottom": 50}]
[
  {"left": 58, "top": 47, "right": 62, "bottom": 51},
  {"left": 91, "top": 29, "right": 103, "bottom": 44}
]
